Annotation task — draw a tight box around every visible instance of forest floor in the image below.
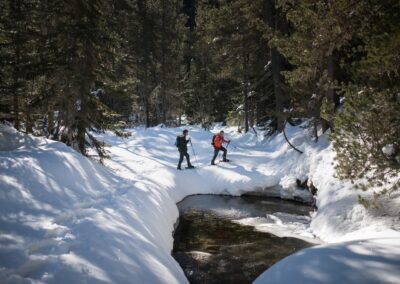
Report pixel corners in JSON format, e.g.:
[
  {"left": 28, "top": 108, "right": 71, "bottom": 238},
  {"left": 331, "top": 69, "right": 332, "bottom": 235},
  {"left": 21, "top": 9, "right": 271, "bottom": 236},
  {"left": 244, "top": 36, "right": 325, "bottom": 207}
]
[{"left": 0, "top": 122, "right": 399, "bottom": 283}]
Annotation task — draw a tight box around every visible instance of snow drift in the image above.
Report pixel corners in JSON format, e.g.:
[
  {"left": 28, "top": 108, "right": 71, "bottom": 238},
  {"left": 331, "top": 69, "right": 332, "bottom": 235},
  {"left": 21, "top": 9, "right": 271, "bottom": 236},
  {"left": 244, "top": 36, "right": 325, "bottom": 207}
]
[{"left": 0, "top": 125, "right": 185, "bottom": 283}]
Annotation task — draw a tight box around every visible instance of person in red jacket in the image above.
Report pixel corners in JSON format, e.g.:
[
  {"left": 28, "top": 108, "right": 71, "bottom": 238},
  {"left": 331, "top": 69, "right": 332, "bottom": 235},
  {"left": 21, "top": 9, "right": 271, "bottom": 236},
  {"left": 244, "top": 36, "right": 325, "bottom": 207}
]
[{"left": 211, "top": 130, "right": 230, "bottom": 165}]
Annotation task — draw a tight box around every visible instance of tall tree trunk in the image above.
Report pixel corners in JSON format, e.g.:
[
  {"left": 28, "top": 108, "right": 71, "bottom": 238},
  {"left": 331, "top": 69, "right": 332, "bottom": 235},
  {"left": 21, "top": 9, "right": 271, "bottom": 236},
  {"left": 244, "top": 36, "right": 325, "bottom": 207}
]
[
  {"left": 144, "top": 62, "right": 150, "bottom": 127},
  {"left": 138, "top": 0, "right": 151, "bottom": 128},
  {"left": 243, "top": 52, "right": 249, "bottom": 133},
  {"left": 77, "top": 80, "right": 88, "bottom": 154},
  {"left": 271, "top": 47, "right": 284, "bottom": 131},
  {"left": 249, "top": 96, "right": 255, "bottom": 128},
  {"left": 160, "top": 0, "right": 167, "bottom": 124},
  {"left": 13, "top": 70, "right": 20, "bottom": 130},
  {"left": 264, "top": 0, "right": 285, "bottom": 132},
  {"left": 48, "top": 102, "right": 54, "bottom": 136},
  {"left": 145, "top": 93, "right": 150, "bottom": 128},
  {"left": 327, "top": 54, "right": 340, "bottom": 109},
  {"left": 244, "top": 88, "right": 249, "bottom": 132},
  {"left": 11, "top": 0, "right": 22, "bottom": 130},
  {"left": 321, "top": 54, "right": 340, "bottom": 132},
  {"left": 205, "top": 54, "right": 212, "bottom": 122},
  {"left": 25, "top": 77, "right": 36, "bottom": 134}
]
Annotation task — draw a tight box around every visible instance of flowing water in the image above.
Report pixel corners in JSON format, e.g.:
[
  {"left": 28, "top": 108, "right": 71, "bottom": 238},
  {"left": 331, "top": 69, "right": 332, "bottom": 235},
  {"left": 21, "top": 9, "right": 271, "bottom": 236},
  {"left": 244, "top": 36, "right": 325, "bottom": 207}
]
[{"left": 172, "top": 195, "right": 315, "bottom": 284}]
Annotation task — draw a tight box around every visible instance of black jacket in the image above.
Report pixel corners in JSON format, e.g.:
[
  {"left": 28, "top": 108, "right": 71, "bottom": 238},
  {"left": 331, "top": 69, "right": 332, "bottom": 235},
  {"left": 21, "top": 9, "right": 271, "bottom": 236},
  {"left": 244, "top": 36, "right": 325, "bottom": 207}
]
[{"left": 177, "top": 135, "right": 189, "bottom": 151}]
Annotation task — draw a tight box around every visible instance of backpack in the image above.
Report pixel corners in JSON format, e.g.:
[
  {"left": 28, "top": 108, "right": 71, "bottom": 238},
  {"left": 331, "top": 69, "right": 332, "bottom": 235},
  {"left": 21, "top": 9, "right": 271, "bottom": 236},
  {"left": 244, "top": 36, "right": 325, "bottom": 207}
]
[
  {"left": 175, "top": 135, "right": 181, "bottom": 148},
  {"left": 211, "top": 134, "right": 216, "bottom": 146}
]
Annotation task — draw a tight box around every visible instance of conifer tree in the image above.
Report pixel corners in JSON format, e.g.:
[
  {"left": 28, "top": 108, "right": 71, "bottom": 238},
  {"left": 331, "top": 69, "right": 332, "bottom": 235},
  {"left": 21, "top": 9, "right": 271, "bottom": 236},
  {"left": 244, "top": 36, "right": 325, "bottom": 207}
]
[
  {"left": 331, "top": 0, "right": 400, "bottom": 196},
  {"left": 0, "top": 0, "right": 42, "bottom": 131},
  {"left": 274, "top": 0, "right": 364, "bottom": 137},
  {"left": 183, "top": 0, "right": 270, "bottom": 131},
  {"left": 45, "top": 0, "right": 124, "bottom": 156}
]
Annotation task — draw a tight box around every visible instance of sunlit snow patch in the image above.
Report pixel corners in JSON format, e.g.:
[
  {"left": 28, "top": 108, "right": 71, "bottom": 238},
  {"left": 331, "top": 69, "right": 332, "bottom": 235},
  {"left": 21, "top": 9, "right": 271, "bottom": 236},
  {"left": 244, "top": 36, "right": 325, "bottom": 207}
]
[{"left": 234, "top": 212, "right": 322, "bottom": 244}]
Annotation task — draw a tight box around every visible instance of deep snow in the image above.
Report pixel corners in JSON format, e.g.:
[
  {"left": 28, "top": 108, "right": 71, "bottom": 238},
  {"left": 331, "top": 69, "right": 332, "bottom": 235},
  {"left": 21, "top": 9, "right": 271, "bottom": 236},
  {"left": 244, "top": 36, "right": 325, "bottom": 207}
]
[
  {"left": 1, "top": 123, "right": 399, "bottom": 283},
  {"left": 254, "top": 232, "right": 400, "bottom": 284}
]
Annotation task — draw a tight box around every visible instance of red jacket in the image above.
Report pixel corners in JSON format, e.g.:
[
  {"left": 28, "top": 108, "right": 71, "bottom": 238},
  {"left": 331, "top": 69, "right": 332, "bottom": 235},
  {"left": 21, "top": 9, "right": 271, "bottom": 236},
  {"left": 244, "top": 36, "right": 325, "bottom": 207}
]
[{"left": 213, "top": 134, "right": 229, "bottom": 148}]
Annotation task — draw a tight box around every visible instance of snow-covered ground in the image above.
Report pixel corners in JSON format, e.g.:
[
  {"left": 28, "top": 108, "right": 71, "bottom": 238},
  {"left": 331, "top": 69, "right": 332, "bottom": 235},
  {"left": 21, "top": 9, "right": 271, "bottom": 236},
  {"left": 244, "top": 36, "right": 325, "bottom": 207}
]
[
  {"left": 254, "top": 232, "right": 400, "bottom": 284},
  {"left": 1, "top": 123, "right": 399, "bottom": 283}
]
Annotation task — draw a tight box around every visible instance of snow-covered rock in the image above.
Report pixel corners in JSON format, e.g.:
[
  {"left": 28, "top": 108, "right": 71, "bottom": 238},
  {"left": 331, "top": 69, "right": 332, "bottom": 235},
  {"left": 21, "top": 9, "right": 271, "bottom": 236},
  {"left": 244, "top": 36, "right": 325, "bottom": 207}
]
[{"left": 382, "top": 144, "right": 396, "bottom": 156}]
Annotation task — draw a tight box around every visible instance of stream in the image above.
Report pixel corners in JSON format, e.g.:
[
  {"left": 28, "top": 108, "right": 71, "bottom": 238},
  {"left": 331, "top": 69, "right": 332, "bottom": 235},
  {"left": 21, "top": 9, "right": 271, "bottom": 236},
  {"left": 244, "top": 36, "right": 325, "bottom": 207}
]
[{"left": 172, "top": 195, "right": 316, "bottom": 284}]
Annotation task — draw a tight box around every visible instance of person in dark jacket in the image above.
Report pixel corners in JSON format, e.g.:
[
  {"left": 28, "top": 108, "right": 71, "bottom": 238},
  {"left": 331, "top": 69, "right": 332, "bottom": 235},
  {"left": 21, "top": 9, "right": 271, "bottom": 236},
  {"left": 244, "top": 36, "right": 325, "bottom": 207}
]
[
  {"left": 176, "top": 129, "right": 194, "bottom": 170},
  {"left": 211, "top": 130, "right": 230, "bottom": 165}
]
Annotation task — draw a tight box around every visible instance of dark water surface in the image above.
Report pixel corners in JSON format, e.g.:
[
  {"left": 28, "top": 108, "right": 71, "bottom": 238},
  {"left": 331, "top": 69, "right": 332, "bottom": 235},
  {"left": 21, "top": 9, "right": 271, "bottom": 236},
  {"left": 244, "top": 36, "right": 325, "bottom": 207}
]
[{"left": 172, "top": 195, "right": 315, "bottom": 284}]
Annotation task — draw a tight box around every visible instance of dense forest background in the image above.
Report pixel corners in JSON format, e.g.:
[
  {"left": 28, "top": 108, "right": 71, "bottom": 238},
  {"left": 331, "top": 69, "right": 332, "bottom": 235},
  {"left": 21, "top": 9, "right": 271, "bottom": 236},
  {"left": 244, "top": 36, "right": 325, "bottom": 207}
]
[{"left": 1, "top": 0, "right": 399, "bottom": 192}]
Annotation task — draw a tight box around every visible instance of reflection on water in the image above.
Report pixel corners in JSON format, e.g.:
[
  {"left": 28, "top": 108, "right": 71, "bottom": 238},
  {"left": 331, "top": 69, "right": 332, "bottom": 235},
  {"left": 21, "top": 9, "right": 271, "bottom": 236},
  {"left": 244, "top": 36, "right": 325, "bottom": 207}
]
[{"left": 172, "top": 195, "right": 314, "bottom": 284}]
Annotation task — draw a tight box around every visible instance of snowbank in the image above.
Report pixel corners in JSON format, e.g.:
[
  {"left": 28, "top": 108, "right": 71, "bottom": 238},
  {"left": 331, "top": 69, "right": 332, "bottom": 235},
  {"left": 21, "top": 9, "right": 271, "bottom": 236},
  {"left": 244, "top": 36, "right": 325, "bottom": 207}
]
[
  {"left": 254, "top": 231, "right": 400, "bottom": 284},
  {"left": 0, "top": 125, "right": 186, "bottom": 283},
  {"left": 1, "top": 122, "right": 399, "bottom": 283}
]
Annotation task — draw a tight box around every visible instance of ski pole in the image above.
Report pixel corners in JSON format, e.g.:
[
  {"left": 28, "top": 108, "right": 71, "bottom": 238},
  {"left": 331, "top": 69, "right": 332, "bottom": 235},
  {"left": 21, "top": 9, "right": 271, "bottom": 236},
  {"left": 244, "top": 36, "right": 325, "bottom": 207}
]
[
  {"left": 189, "top": 139, "right": 198, "bottom": 165},
  {"left": 229, "top": 142, "right": 238, "bottom": 149},
  {"left": 227, "top": 141, "right": 241, "bottom": 150},
  {"left": 219, "top": 141, "right": 231, "bottom": 162}
]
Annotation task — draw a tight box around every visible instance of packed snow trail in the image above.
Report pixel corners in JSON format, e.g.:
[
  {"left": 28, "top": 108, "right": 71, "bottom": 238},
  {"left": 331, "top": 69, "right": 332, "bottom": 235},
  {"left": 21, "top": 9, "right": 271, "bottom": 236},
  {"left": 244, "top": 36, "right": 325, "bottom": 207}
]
[
  {"left": 94, "top": 125, "right": 315, "bottom": 203},
  {"left": 1, "top": 123, "right": 399, "bottom": 283}
]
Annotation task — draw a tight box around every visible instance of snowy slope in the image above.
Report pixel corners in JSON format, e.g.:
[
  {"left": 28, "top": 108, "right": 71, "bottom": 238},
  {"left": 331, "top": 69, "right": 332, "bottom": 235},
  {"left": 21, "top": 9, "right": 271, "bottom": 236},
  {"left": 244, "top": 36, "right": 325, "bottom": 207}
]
[
  {"left": 1, "top": 123, "right": 399, "bottom": 283},
  {"left": 0, "top": 125, "right": 186, "bottom": 283}
]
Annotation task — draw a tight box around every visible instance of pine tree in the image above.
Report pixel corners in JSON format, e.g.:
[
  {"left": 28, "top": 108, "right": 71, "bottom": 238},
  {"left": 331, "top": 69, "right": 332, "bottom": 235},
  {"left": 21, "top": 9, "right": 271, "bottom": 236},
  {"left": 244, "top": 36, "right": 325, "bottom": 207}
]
[
  {"left": 45, "top": 0, "right": 124, "bottom": 156},
  {"left": 333, "top": 88, "right": 400, "bottom": 189},
  {"left": 0, "top": 0, "right": 42, "bottom": 131},
  {"left": 119, "top": 0, "right": 184, "bottom": 127},
  {"left": 274, "top": 0, "right": 365, "bottom": 138},
  {"left": 263, "top": 0, "right": 288, "bottom": 132},
  {"left": 332, "top": 0, "right": 400, "bottom": 197},
  {"left": 153, "top": 0, "right": 185, "bottom": 125},
  {"left": 182, "top": 0, "right": 270, "bottom": 131},
  {"left": 270, "top": 0, "right": 399, "bottom": 196}
]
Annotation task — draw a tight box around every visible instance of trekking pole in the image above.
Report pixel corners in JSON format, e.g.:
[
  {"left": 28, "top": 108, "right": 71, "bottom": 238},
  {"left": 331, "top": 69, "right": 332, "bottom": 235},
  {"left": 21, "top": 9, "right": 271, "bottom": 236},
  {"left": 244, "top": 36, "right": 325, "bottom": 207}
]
[
  {"left": 189, "top": 139, "right": 198, "bottom": 165},
  {"left": 229, "top": 142, "right": 238, "bottom": 149},
  {"left": 220, "top": 141, "right": 231, "bottom": 162}
]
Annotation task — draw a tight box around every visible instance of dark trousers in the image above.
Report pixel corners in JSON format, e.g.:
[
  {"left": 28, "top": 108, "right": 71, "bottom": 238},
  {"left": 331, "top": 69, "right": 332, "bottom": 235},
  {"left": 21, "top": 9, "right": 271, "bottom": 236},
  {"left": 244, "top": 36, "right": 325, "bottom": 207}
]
[
  {"left": 211, "top": 146, "right": 227, "bottom": 163},
  {"left": 178, "top": 150, "right": 191, "bottom": 168}
]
